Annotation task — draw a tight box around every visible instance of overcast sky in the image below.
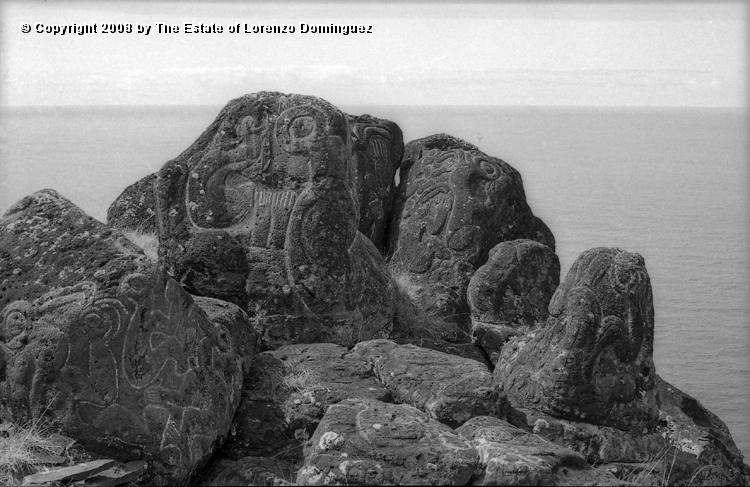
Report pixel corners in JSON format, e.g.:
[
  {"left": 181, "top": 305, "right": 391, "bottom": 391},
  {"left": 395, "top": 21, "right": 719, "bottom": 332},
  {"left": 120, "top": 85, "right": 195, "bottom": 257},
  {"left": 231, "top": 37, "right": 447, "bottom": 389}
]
[{"left": 0, "top": 1, "right": 747, "bottom": 107}]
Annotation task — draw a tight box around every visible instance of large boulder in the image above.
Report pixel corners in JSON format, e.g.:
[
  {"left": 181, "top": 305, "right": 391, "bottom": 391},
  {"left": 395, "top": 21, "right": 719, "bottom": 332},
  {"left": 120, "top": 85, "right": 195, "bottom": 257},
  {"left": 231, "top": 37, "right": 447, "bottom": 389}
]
[
  {"left": 353, "top": 340, "right": 507, "bottom": 427},
  {"left": 495, "top": 247, "right": 659, "bottom": 432},
  {"left": 0, "top": 190, "right": 244, "bottom": 484},
  {"left": 387, "top": 134, "right": 555, "bottom": 323},
  {"left": 348, "top": 114, "right": 403, "bottom": 252},
  {"left": 106, "top": 173, "right": 158, "bottom": 233},
  {"left": 153, "top": 91, "right": 395, "bottom": 349},
  {"left": 296, "top": 398, "right": 480, "bottom": 485},
  {"left": 467, "top": 239, "right": 560, "bottom": 364}
]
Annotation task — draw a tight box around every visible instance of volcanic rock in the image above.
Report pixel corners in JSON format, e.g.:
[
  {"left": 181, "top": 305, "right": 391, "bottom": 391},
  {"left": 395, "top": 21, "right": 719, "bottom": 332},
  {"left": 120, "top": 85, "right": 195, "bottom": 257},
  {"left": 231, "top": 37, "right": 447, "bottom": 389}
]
[
  {"left": 495, "top": 247, "right": 659, "bottom": 432},
  {"left": 154, "top": 92, "right": 395, "bottom": 349},
  {"left": 467, "top": 239, "right": 560, "bottom": 364},
  {"left": 106, "top": 173, "right": 157, "bottom": 233},
  {"left": 354, "top": 340, "right": 507, "bottom": 427},
  {"left": 387, "top": 134, "right": 555, "bottom": 325},
  {"left": 348, "top": 113, "right": 403, "bottom": 252},
  {"left": 0, "top": 190, "right": 243, "bottom": 485},
  {"left": 296, "top": 398, "right": 479, "bottom": 485}
]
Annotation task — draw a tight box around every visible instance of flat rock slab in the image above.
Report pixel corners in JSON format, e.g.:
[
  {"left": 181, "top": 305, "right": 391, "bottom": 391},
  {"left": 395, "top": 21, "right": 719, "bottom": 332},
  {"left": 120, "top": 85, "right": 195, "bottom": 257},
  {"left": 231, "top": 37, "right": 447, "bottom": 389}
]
[
  {"left": 296, "top": 398, "right": 479, "bottom": 485},
  {"left": 456, "top": 416, "right": 587, "bottom": 485},
  {"left": 22, "top": 459, "right": 117, "bottom": 485},
  {"left": 0, "top": 190, "right": 243, "bottom": 485},
  {"left": 355, "top": 340, "right": 506, "bottom": 427},
  {"left": 81, "top": 460, "right": 148, "bottom": 487}
]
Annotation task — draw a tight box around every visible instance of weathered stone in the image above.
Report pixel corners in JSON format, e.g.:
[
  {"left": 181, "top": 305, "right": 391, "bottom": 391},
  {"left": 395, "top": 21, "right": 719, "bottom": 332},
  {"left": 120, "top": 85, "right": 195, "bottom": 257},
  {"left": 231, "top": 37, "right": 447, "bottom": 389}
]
[
  {"left": 496, "top": 247, "right": 659, "bottom": 432},
  {"left": 79, "top": 460, "right": 149, "bottom": 487},
  {"left": 154, "top": 91, "right": 395, "bottom": 349},
  {"left": 392, "top": 336, "right": 488, "bottom": 365},
  {"left": 507, "top": 407, "right": 666, "bottom": 464},
  {"left": 467, "top": 239, "right": 559, "bottom": 363},
  {"left": 206, "top": 457, "right": 296, "bottom": 486},
  {"left": 106, "top": 173, "right": 157, "bottom": 233},
  {"left": 222, "top": 343, "right": 393, "bottom": 463},
  {"left": 357, "top": 340, "right": 506, "bottom": 427},
  {"left": 348, "top": 113, "right": 403, "bottom": 252},
  {"left": 654, "top": 374, "right": 750, "bottom": 486},
  {"left": 456, "top": 415, "right": 588, "bottom": 486},
  {"left": 296, "top": 398, "right": 479, "bottom": 485},
  {"left": 387, "top": 134, "right": 555, "bottom": 325},
  {"left": 21, "top": 459, "right": 118, "bottom": 485},
  {"left": 0, "top": 190, "right": 243, "bottom": 485},
  {"left": 192, "top": 295, "right": 256, "bottom": 375}
]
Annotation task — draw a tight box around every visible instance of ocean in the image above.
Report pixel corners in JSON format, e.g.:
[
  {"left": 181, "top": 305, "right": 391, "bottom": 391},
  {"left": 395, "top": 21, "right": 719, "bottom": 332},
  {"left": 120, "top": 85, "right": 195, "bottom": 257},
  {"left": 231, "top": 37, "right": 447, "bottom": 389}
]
[{"left": 1, "top": 104, "right": 748, "bottom": 459}]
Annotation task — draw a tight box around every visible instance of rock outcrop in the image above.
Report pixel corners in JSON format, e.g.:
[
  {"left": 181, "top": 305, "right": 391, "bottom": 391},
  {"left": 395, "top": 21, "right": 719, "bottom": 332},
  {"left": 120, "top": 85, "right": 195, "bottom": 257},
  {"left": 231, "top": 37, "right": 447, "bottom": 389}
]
[
  {"left": 153, "top": 92, "right": 394, "bottom": 349},
  {"left": 387, "top": 134, "right": 555, "bottom": 326},
  {"left": 467, "top": 239, "right": 560, "bottom": 364},
  {"left": 495, "top": 247, "right": 659, "bottom": 432},
  {"left": 3, "top": 92, "right": 748, "bottom": 487},
  {"left": 0, "top": 190, "right": 245, "bottom": 484},
  {"left": 296, "top": 398, "right": 480, "bottom": 485}
]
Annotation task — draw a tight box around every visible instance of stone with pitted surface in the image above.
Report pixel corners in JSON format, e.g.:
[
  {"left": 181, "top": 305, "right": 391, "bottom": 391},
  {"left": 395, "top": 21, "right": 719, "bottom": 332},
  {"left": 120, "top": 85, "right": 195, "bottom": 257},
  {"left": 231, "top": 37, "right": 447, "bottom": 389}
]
[
  {"left": 467, "top": 239, "right": 560, "bottom": 364},
  {"left": 296, "top": 398, "right": 479, "bottom": 485},
  {"left": 107, "top": 173, "right": 158, "bottom": 233},
  {"left": 387, "top": 134, "right": 555, "bottom": 325},
  {"left": 455, "top": 415, "right": 593, "bottom": 486},
  {"left": 0, "top": 190, "right": 243, "bottom": 485},
  {"left": 354, "top": 340, "right": 506, "bottom": 428},
  {"left": 348, "top": 113, "right": 403, "bottom": 252},
  {"left": 495, "top": 247, "right": 659, "bottom": 432},
  {"left": 154, "top": 92, "right": 394, "bottom": 349}
]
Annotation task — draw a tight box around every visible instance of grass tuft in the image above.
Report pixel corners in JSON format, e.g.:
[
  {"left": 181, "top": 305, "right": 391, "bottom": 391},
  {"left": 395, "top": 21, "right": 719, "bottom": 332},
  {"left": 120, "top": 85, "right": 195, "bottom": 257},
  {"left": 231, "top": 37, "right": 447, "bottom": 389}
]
[
  {"left": 121, "top": 230, "right": 159, "bottom": 262},
  {"left": 0, "top": 418, "right": 72, "bottom": 485}
]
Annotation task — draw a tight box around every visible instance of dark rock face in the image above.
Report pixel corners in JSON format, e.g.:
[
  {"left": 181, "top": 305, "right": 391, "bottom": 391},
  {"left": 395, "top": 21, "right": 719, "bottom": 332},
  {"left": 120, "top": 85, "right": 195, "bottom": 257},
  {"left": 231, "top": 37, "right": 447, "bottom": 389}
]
[
  {"left": 348, "top": 114, "right": 403, "bottom": 252},
  {"left": 467, "top": 239, "right": 560, "bottom": 364},
  {"left": 354, "top": 340, "right": 507, "bottom": 428},
  {"left": 222, "top": 343, "right": 392, "bottom": 463},
  {"left": 495, "top": 247, "right": 659, "bottom": 432},
  {"left": 106, "top": 173, "right": 158, "bottom": 233},
  {"left": 154, "top": 92, "right": 394, "bottom": 349},
  {"left": 296, "top": 398, "right": 479, "bottom": 485},
  {"left": 205, "top": 456, "right": 295, "bottom": 486},
  {"left": 387, "top": 134, "right": 555, "bottom": 322},
  {"left": 0, "top": 190, "right": 243, "bottom": 484}
]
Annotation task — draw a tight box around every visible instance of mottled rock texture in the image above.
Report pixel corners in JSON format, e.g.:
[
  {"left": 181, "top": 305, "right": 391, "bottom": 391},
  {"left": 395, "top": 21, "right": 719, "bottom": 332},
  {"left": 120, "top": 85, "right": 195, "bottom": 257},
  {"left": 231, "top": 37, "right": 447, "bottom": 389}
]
[
  {"left": 387, "top": 134, "right": 555, "bottom": 324},
  {"left": 106, "top": 173, "right": 158, "bottom": 233},
  {"left": 296, "top": 398, "right": 479, "bottom": 485},
  {"left": 0, "top": 190, "right": 243, "bottom": 485},
  {"left": 205, "top": 456, "right": 295, "bottom": 486},
  {"left": 354, "top": 340, "right": 506, "bottom": 427},
  {"left": 222, "top": 343, "right": 392, "bottom": 463},
  {"left": 496, "top": 247, "right": 658, "bottom": 432},
  {"left": 654, "top": 374, "right": 750, "bottom": 486},
  {"left": 467, "top": 239, "right": 560, "bottom": 364},
  {"left": 348, "top": 113, "right": 403, "bottom": 252},
  {"left": 154, "top": 92, "right": 395, "bottom": 349},
  {"left": 455, "top": 415, "right": 595, "bottom": 486}
]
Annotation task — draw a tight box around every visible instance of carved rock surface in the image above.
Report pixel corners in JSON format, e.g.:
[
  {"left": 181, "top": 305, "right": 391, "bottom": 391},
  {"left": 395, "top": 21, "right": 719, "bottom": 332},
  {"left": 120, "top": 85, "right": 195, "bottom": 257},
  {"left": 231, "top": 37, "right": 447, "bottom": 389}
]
[
  {"left": 0, "top": 190, "right": 243, "bottom": 484},
  {"left": 296, "top": 398, "right": 479, "bottom": 485},
  {"left": 222, "top": 343, "right": 392, "bottom": 462},
  {"left": 455, "top": 415, "right": 591, "bottom": 486},
  {"left": 348, "top": 113, "right": 403, "bottom": 252},
  {"left": 355, "top": 340, "right": 506, "bottom": 427},
  {"left": 467, "top": 239, "right": 559, "bottom": 364},
  {"left": 496, "top": 247, "right": 659, "bottom": 432},
  {"left": 387, "top": 134, "right": 555, "bottom": 322},
  {"left": 154, "top": 91, "right": 394, "bottom": 349},
  {"left": 107, "top": 173, "right": 158, "bottom": 233}
]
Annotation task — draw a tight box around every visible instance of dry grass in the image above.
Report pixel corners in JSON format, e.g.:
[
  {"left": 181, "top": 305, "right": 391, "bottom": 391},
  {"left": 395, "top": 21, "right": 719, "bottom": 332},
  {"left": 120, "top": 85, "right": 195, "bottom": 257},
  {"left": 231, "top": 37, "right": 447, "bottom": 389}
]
[
  {"left": 386, "top": 259, "right": 467, "bottom": 342},
  {"left": 0, "top": 418, "right": 73, "bottom": 485},
  {"left": 120, "top": 229, "right": 159, "bottom": 262}
]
